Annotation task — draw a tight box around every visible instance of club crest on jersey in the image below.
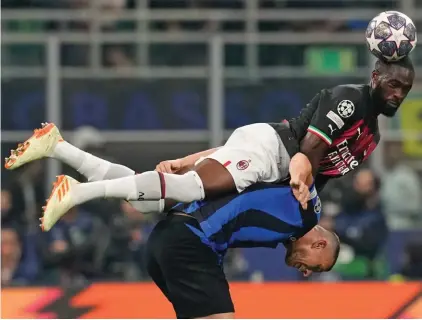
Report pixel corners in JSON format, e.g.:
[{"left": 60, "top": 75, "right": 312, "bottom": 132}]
[
  {"left": 236, "top": 160, "right": 250, "bottom": 170},
  {"left": 337, "top": 100, "right": 355, "bottom": 118}
]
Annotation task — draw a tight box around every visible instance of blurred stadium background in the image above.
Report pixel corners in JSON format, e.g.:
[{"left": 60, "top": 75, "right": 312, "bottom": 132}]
[{"left": 1, "top": 0, "right": 422, "bottom": 318}]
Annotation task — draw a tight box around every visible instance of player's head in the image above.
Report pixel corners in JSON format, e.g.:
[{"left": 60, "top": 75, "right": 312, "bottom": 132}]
[
  {"left": 284, "top": 225, "right": 340, "bottom": 277},
  {"left": 370, "top": 57, "right": 415, "bottom": 117}
]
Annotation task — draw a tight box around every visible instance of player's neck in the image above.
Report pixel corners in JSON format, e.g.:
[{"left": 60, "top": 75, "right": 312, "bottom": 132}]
[{"left": 368, "top": 85, "right": 383, "bottom": 116}]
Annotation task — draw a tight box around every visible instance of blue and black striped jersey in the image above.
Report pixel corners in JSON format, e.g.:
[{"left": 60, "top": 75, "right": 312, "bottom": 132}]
[{"left": 171, "top": 183, "right": 321, "bottom": 254}]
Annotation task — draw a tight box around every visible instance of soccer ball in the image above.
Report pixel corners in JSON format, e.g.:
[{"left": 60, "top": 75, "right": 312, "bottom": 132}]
[{"left": 365, "top": 11, "right": 417, "bottom": 62}]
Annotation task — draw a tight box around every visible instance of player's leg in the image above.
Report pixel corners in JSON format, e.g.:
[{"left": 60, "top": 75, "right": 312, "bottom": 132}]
[
  {"left": 40, "top": 123, "right": 283, "bottom": 231},
  {"left": 4, "top": 123, "right": 135, "bottom": 181},
  {"left": 4, "top": 123, "right": 167, "bottom": 215},
  {"left": 50, "top": 137, "right": 165, "bottom": 213},
  {"left": 53, "top": 140, "right": 135, "bottom": 181},
  {"left": 149, "top": 214, "right": 234, "bottom": 319}
]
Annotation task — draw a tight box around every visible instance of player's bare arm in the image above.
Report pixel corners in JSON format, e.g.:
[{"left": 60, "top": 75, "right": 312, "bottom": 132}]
[
  {"left": 288, "top": 152, "right": 315, "bottom": 209},
  {"left": 289, "top": 153, "right": 313, "bottom": 187},
  {"left": 298, "top": 132, "right": 329, "bottom": 178}
]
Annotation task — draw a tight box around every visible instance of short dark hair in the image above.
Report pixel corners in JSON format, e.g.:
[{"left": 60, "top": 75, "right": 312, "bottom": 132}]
[
  {"left": 326, "top": 232, "right": 340, "bottom": 271},
  {"left": 374, "top": 56, "right": 414, "bottom": 75}
]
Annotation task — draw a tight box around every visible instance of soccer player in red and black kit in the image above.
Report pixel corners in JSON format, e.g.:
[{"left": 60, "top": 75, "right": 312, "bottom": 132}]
[
  {"left": 5, "top": 57, "right": 415, "bottom": 231},
  {"left": 286, "top": 56, "right": 414, "bottom": 192}
]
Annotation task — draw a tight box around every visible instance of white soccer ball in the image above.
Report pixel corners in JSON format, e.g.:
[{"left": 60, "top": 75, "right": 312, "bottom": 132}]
[{"left": 365, "top": 11, "right": 417, "bottom": 62}]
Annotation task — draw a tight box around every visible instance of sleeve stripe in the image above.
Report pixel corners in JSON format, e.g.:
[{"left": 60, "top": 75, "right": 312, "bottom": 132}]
[{"left": 307, "top": 126, "right": 332, "bottom": 145}]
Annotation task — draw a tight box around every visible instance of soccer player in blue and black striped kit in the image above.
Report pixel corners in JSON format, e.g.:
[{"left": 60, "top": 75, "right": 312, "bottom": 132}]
[{"left": 146, "top": 153, "right": 340, "bottom": 319}]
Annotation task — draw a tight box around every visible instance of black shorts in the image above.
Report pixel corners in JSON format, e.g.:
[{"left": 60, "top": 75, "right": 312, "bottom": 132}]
[{"left": 145, "top": 214, "right": 234, "bottom": 319}]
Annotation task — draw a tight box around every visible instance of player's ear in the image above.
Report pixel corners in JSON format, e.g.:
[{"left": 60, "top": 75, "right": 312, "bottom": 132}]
[
  {"left": 371, "top": 70, "right": 379, "bottom": 86},
  {"left": 311, "top": 240, "right": 327, "bottom": 249}
]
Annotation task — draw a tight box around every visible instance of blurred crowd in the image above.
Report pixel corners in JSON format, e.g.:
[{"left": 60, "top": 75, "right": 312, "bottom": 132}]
[
  {"left": 3, "top": 0, "right": 415, "bottom": 68},
  {"left": 2, "top": 131, "right": 422, "bottom": 287}
]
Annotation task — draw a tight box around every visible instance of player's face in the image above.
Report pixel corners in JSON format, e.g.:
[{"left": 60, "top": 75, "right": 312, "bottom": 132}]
[
  {"left": 285, "top": 239, "right": 332, "bottom": 277},
  {"left": 371, "top": 66, "right": 414, "bottom": 117}
]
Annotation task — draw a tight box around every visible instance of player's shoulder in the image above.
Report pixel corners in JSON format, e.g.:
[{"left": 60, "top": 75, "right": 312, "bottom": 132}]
[
  {"left": 325, "top": 84, "right": 370, "bottom": 117},
  {"left": 328, "top": 84, "right": 370, "bottom": 104}
]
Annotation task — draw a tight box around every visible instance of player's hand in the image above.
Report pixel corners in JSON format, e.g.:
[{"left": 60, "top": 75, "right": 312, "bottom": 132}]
[
  {"left": 290, "top": 178, "right": 309, "bottom": 210},
  {"left": 155, "top": 159, "right": 182, "bottom": 173}
]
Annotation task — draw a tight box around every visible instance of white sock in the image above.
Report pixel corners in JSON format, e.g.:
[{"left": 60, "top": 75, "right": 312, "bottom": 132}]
[
  {"left": 51, "top": 141, "right": 85, "bottom": 171},
  {"left": 51, "top": 141, "right": 135, "bottom": 181},
  {"left": 53, "top": 141, "right": 166, "bottom": 213},
  {"left": 73, "top": 180, "right": 107, "bottom": 205},
  {"left": 71, "top": 171, "right": 205, "bottom": 206},
  {"left": 72, "top": 175, "right": 139, "bottom": 206}
]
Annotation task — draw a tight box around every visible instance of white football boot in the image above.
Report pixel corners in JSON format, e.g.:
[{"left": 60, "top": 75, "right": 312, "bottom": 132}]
[
  {"left": 40, "top": 175, "right": 80, "bottom": 232},
  {"left": 4, "top": 123, "right": 62, "bottom": 170}
]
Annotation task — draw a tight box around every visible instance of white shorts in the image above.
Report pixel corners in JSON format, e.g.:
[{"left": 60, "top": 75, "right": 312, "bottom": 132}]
[{"left": 203, "top": 123, "right": 290, "bottom": 192}]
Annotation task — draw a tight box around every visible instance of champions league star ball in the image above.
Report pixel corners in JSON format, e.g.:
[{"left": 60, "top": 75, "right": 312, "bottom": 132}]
[{"left": 365, "top": 11, "right": 417, "bottom": 62}]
